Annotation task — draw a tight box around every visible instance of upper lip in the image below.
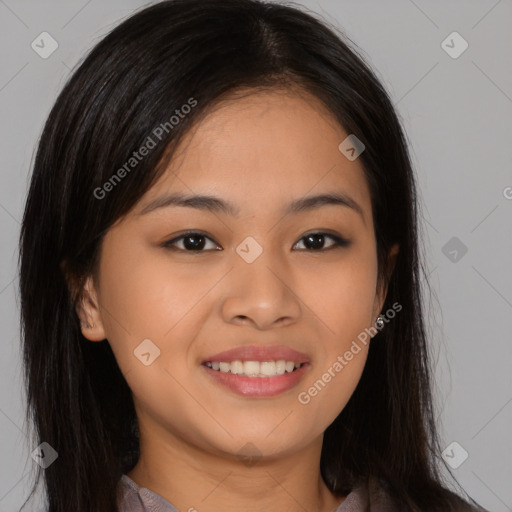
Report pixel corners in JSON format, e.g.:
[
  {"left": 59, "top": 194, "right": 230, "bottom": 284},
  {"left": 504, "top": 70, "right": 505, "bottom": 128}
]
[{"left": 201, "top": 345, "right": 310, "bottom": 364}]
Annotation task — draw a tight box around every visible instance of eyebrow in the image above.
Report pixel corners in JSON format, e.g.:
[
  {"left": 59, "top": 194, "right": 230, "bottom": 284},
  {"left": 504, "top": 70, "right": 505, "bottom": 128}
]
[{"left": 138, "top": 191, "right": 365, "bottom": 222}]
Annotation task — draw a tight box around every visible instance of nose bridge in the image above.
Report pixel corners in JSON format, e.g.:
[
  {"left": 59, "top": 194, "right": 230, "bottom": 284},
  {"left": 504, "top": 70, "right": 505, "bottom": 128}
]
[{"left": 220, "top": 240, "right": 301, "bottom": 329}]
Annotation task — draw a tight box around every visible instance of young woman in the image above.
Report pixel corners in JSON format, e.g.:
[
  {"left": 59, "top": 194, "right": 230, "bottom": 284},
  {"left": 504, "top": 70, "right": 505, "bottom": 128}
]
[{"left": 18, "top": 1, "right": 488, "bottom": 511}]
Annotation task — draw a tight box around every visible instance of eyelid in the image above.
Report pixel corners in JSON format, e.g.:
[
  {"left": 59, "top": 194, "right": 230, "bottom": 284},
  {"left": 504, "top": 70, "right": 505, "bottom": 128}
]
[
  {"left": 162, "top": 230, "right": 222, "bottom": 251},
  {"left": 293, "top": 231, "right": 351, "bottom": 250},
  {"left": 162, "top": 230, "right": 351, "bottom": 252}
]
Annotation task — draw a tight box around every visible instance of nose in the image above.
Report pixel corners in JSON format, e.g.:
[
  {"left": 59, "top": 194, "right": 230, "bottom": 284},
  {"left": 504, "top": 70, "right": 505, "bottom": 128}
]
[{"left": 220, "top": 248, "right": 302, "bottom": 330}]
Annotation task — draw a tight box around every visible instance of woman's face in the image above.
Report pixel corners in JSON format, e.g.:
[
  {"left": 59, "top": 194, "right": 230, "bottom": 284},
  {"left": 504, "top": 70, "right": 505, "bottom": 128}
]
[{"left": 81, "top": 87, "right": 396, "bottom": 461}]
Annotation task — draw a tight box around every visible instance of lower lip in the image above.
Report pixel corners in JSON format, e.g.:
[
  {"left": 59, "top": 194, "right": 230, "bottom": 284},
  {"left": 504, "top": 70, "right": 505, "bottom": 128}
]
[{"left": 202, "top": 364, "right": 309, "bottom": 397}]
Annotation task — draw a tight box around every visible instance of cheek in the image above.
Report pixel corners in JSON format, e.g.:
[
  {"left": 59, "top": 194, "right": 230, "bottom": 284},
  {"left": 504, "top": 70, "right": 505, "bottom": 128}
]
[
  {"left": 97, "top": 254, "right": 209, "bottom": 431},
  {"left": 296, "top": 349, "right": 368, "bottom": 435},
  {"left": 289, "top": 248, "right": 377, "bottom": 414},
  {"left": 94, "top": 246, "right": 179, "bottom": 368},
  {"left": 303, "top": 249, "right": 378, "bottom": 341},
  {"left": 296, "top": 266, "right": 374, "bottom": 424},
  {"left": 98, "top": 243, "right": 207, "bottom": 338},
  {"left": 97, "top": 246, "right": 223, "bottom": 394}
]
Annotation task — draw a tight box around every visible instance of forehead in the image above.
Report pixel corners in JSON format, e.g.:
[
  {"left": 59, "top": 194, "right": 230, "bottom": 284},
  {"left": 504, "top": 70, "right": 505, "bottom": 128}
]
[{"left": 136, "top": 87, "right": 372, "bottom": 222}]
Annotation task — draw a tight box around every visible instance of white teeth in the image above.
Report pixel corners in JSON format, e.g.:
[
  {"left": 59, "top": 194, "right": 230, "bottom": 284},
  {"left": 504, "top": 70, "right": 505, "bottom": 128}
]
[
  {"left": 230, "top": 360, "right": 244, "bottom": 375},
  {"left": 260, "top": 361, "right": 276, "bottom": 376},
  {"left": 244, "top": 360, "right": 260, "bottom": 376},
  {"left": 205, "top": 360, "right": 303, "bottom": 377},
  {"left": 275, "top": 360, "right": 286, "bottom": 375}
]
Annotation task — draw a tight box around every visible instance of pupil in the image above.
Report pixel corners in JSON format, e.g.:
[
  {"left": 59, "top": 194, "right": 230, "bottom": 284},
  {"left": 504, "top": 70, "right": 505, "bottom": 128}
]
[
  {"left": 305, "top": 234, "right": 324, "bottom": 250},
  {"left": 184, "top": 235, "right": 205, "bottom": 250}
]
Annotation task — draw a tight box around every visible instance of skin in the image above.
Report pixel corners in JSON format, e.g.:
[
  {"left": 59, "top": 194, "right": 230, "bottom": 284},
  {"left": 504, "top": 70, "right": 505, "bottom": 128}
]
[{"left": 78, "top": 87, "right": 399, "bottom": 512}]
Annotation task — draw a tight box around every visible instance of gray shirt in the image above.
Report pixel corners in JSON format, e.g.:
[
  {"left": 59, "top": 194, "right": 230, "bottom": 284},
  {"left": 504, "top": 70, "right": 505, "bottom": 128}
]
[{"left": 116, "top": 473, "right": 395, "bottom": 511}]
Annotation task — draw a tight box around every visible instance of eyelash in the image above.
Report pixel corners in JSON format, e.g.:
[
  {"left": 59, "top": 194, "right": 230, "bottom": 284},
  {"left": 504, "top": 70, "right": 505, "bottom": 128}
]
[{"left": 162, "top": 230, "right": 351, "bottom": 252}]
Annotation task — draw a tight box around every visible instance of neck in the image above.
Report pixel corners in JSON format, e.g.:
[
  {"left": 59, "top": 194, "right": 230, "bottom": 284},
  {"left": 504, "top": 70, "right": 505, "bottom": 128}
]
[{"left": 127, "top": 422, "right": 345, "bottom": 512}]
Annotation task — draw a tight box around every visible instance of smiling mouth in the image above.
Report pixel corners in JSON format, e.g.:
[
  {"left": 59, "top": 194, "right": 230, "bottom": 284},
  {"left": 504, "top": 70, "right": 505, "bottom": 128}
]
[{"left": 202, "top": 360, "right": 305, "bottom": 378}]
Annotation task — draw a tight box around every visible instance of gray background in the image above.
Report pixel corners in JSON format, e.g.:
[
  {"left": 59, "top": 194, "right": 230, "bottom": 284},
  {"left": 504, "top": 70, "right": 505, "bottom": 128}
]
[{"left": 1, "top": 0, "right": 511, "bottom": 510}]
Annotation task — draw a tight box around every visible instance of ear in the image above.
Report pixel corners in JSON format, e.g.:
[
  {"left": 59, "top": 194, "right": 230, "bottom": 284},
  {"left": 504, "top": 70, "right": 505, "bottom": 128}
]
[
  {"left": 373, "top": 243, "right": 400, "bottom": 319},
  {"left": 75, "top": 275, "right": 107, "bottom": 342}
]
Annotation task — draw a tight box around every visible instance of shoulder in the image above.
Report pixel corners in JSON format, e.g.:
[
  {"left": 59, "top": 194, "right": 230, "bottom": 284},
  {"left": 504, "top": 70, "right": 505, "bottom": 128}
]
[
  {"left": 332, "top": 478, "right": 396, "bottom": 512},
  {"left": 117, "top": 474, "right": 145, "bottom": 512},
  {"left": 363, "top": 477, "right": 489, "bottom": 512},
  {"left": 117, "top": 474, "right": 180, "bottom": 512}
]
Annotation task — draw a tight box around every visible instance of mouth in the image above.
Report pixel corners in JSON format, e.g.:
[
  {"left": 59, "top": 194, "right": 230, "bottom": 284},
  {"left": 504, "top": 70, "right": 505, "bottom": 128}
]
[
  {"left": 202, "top": 360, "right": 306, "bottom": 378},
  {"left": 200, "top": 345, "right": 311, "bottom": 397},
  {"left": 201, "top": 355, "right": 310, "bottom": 397}
]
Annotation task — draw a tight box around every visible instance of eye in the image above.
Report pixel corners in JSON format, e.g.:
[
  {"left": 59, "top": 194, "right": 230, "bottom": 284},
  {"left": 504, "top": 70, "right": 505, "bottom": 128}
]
[
  {"left": 162, "top": 231, "right": 221, "bottom": 252},
  {"left": 293, "top": 232, "right": 351, "bottom": 251},
  {"left": 162, "top": 230, "right": 351, "bottom": 253}
]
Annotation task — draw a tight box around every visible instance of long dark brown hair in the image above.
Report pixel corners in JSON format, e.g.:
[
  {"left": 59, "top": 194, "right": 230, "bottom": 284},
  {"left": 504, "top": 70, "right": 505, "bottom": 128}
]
[{"left": 18, "top": 1, "right": 486, "bottom": 510}]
